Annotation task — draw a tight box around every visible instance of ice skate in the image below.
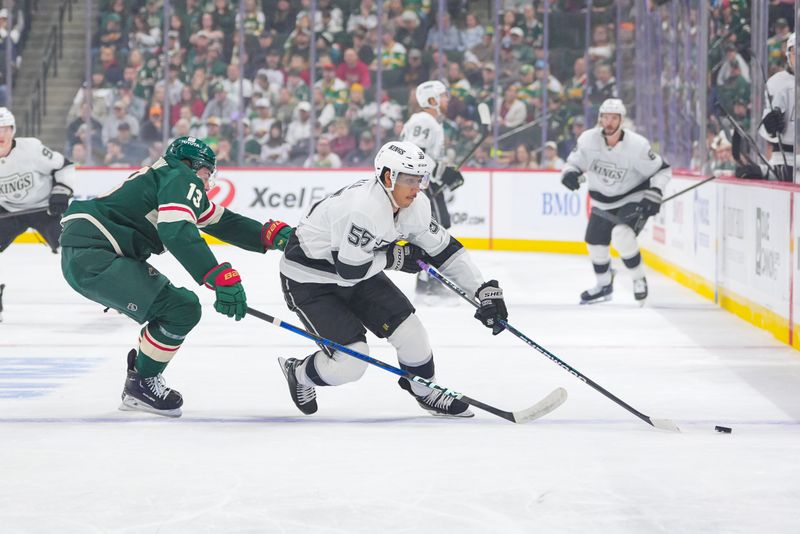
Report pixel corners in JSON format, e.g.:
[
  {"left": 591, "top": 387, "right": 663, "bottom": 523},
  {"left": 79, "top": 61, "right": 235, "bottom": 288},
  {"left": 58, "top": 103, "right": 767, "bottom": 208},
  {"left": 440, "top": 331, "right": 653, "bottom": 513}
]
[
  {"left": 580, "top": 269, "right": 616, "bottom": 305},
  {"left": 0, "top": 283, "right": 5, "bottom": 322},
  {"left": 119, "top": 350, "right": 183, "bottom": 417},
  {"left": 398, "top": 377, "right": 474, "bottom": 417},
  {"left": 278, "top": 357, "right": 318, "bottom": 415},
  {"left": 633, "top": 277, "right": 648, "bottom": 306}
]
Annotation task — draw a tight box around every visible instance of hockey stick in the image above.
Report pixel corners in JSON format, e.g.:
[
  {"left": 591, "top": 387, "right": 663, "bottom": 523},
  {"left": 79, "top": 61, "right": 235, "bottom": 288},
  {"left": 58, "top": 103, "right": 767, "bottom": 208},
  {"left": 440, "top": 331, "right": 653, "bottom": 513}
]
[
  {"left": 416, "top": 260, "right": 680, "bottom": 432},
  {"left": 0, "top": 207, "right": 48, "bottom": 220},
  {"left": 715, "top": 101, "right": 777, "bottom": 176},
  {"left": 454, "top": 102, "right": 492, "bottom": 170},
  {"left": 495, "top": 113, "right": 549, "bottom": 143},
  {"left": 246, "top": 306, "right": 567, "bottom": 424}
]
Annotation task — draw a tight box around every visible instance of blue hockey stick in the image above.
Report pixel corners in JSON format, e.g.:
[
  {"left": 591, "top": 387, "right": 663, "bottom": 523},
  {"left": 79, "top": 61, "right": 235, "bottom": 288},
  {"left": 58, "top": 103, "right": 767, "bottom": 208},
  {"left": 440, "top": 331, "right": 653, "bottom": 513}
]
[
  {"left": 416, "top": 260, "right": 680, "bottom": 432},
  {"left": 246, "top": 306, "right": 566, "bottom": 424}
]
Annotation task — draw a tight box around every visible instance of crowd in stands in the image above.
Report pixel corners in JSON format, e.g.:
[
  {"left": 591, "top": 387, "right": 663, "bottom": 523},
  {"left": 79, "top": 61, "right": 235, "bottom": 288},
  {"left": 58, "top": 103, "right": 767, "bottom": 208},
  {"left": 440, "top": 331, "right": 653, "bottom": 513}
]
[
  {"left": 62, "top": 0, "right": 795, "bottom": 174},
  {"left": 0, "top": 1, "right": 32, "bottom": 107},
  {"left": 64, "top": 0, "right": 630, "bottom": 169}
]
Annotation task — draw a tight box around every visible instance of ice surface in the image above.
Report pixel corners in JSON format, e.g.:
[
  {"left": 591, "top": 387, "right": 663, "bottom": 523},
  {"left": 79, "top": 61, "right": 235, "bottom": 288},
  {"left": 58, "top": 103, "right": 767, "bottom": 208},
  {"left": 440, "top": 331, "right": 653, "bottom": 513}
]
[{"left": 1, "top": 245, "right": 799, "bottom": 533}]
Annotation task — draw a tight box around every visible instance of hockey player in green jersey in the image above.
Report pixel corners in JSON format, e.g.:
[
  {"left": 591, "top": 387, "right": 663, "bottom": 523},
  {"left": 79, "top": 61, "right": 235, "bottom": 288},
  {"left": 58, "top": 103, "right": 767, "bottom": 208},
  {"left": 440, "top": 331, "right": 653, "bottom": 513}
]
[{"left": 60, "top": 136, "right": 292, "bottom": 417}]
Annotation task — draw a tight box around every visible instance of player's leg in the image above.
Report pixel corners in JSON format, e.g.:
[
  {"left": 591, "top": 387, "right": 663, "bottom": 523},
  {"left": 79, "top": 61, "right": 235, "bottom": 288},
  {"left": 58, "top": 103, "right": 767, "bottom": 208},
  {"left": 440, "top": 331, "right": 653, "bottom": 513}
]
[
  {"left": 416, "top": 188, "right": 456, "bottom": 302},
  {"left": 279, "top": 275, "right": 370, "bottom": 414},
  {"left": 615, "top": 203, "right": 648, "bottom": 303},
  {"left": 582, "top": 211, "right": 616, "bottom": 304},
  {"left": 27, "top": 212, "right": 64, "bottom": 253},
  {"left": 0, "top": 209, "right": 30, "bottom": 253},
  {"left": 61, "top": 246, "right": 199, "bottom": 416},
  {"left": 353, "top": 273, "right": 472, "bottom": 417}
]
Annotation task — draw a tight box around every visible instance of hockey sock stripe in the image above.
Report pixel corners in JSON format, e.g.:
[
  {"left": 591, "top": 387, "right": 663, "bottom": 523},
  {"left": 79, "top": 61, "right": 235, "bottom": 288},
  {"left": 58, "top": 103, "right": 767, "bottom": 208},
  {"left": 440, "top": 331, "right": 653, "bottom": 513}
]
[
  {"left": 303, "top": 353, "right": 331, "bottom": 386},
  {"left": 622, "top": 252, "right": 642, "bottom": 269},
  {"left": 592, "top": 261, "right": 611, "bottom": 274},
  {"left": 139, "top": 325, "right": 182, "bottom": 363}
]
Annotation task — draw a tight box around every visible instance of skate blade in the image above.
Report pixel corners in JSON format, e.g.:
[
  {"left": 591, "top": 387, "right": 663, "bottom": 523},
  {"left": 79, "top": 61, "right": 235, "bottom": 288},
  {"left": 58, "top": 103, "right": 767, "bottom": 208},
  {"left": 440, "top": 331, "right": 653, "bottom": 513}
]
[
  {"left": 119, "top": 395, "right": 182, "bottom": 418},
  {"left": 635, "top": 298, "right": 647, "bottom": 307},
  {"left": 580, "top": 294, "right": 613, "bottom": 305},
  {"left": 420, "top": 406, "right": 475, "bottom": 418}
]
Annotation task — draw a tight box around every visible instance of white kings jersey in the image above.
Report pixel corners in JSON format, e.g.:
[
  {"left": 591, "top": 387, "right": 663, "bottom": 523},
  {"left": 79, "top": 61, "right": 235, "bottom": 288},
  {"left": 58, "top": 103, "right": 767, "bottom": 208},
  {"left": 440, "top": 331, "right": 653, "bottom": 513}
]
[
  {"left": 0, "top": 138, "right": 76, "bottom": 212},
  {"left": 400, "top": 112, "right": 446, "bottom": 166},
  {"left": 280, "top": 177, "right": 484, "bottom": 295},
  {"left": 564, "top": 127, "right": 671, "bottom": 210},
  {"left": 758, "top": 70, "right": 797, "bottom": 166}
]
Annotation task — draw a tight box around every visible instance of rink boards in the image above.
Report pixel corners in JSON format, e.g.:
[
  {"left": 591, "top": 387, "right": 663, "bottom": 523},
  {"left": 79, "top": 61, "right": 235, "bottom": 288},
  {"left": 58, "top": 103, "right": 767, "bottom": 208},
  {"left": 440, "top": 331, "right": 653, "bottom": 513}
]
[{"left": 11, "top": 166, "right": 800, "bottom": 348}]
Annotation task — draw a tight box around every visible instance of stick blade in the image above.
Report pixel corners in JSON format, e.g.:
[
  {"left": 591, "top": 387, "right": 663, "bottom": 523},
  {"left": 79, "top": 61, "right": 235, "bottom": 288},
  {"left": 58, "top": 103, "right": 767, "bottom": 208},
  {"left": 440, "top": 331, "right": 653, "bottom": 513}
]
[
  {"left": 650, "top": 418, "right": 681, "bottom": 432},
  {"left": 477, "top": 102, "right": 491, "bottom": 126},
  {"left": 512, "top": 387, "right": 567, "bottom": 424}
]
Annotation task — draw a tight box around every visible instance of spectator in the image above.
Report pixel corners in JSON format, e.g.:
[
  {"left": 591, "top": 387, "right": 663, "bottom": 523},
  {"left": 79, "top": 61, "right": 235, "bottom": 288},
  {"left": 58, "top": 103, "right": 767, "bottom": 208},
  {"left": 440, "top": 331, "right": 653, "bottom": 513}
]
[
  {"left": 396, "top": 10, "right": 426, "bottom": 51},
  {"left": 716, "top": 43, "right": 750, "bottom": 86},
  {"left": 67, "top": 102, "right": 102, "bottom": 148},
  {"left": 202, "top": 116, "right": 223, "bottom": 150},
  {"left": 103, "top": 101, "right": 140, "bottom": 144},
  {"left": 402, "top": 48, "right": 428, "bottom": 89},
  {"left": 70, "top": 142, "right": 88, "bottom": 166},
  {"left": 95, "top": 12, "right": 125, "bottom": 50},
  {"left": 588, "top": 62, "right": 617, "bottom": 108},
  {"left": 588, "top": 24, "right": 614, "bottom": 62},
  {"left": 304, "top": 137, "right": 342, "bottom": 168},
  {"left": 197, "top": 11, "right": 225, "bottom": 50},
  {"left": 315, "top": 0, "right": 344, "bottom": 34},
  {"left": 221, "top": 63, "right": 253, "bottom": 108},
  {"left": 189, "top": 68, "right": 210, "bottom": 102},
  {"left": 519, "top": 5, "right": 543, "bottom": 47},
  {"left": 268, "top": 0, "right": 297, "bottom": 38},
  {"left": 425, "top": 12, "right": 464, "bottom": 53},
  {"left": 286, "top": 101, "right": 313, "bottom": 153},
  {"left": 263, "top": 49, "right": 286, "bottom": 88},
  {"left": 202, "top": 84, "right": 237, "bottom": 123},
  {"left": 471, "top": 26, "right": 495, "bottom": 64},
  {"left": 768, "top": 19, "right": 792, "bottom": 68},
  {"left": 261, "top": 122, "right": 291, "bottom": 165},
  {"left": 336, "top": 48, "right": 372, "bottom": 89},
  {"left": 461, "top": 13, "right": 484, "bottom": 51},
  {"left": 533, "top": 59, "right": 564, "bottom": 95},
  {"left": 251, "top": 98, "right": 274, "bottom": 140},
  {"left": 466, "top": 142, "right": 493, "bottom": 167},
  {"left": 329, "top": 118, "right": 356, "bottom": 160},
  {"left": 112, "top": 122, "right": 147, "bottom": 164},
  {"left": 103, "top": 139, "right": 129, "bottom": 167},
  {"left": 499, "top": 84, "right": 527, "bottom": 129},
  {"left": 140, "top": 141, "right": 165, "bottom": 167},
  {"left": 563, "top": 57, "right": 587, "bottom": 115},
  {"left": 239, "top": 0, "right": 266, "bottom": 37},
  {"left": 511, "top": 143, "right": 537, "bottom": 169},
  {"left": 317, "top": 62, "right": 349, "bottom": 108},
  {"left": 114, "top": 80, "right": 147, "bottom": 122},
  {"left": 475, "top": 62, "right": 496, "bottom": 103},
  {"left": 216, "top": 137, "right": 235, "bottom": 166},
  {"left": 352, "top": 28, "right": 376, "bottom": 66},
  {"left": 558, "top": 115, "right": 586, "bottom": 159},
  {"left": 540, "top": 141, "right": 564, "bottom": 169},
  {"left": 497, "top": 43, "right": 521, "bottom": 85},
  {"left": 98, "top": 45, "right": 124, "bottom": 86},
  {"left": 343, "top": 130, "right": 377, "bottom": 166},
  {"left": 375, "top": 24, "right": 407, "bottom": 72},
  {"left": 347, "top": 0, "right": 378, "bottom": 34},
  {"left": 709, "top": 132, "right": 736, "bottom": 174},
  {"left": 155, "top": 64, "right": 185, "bottom": 107},
  {"left": 170, "top": 86, "right": 205, "bottom": 126},
  {"left": 717, "top": 61, "right": 750, "bottom": 113},
  {"left": 273, "top": 87, "right": 297, "bottom": 124},
  {"left": 172, "top": 117, "right": 192, "bottom": 140},
  {"left": 508, "top": 27, "right": 535, "bottom": 64},
  {"left": 249, "top": 29, "right": 277, "bottom": 74},
  {"left": 129, "top": 13, "right": 160, "bottom": 56},
  {"left": 140, "top": 105, "right": 165, "bottom": 144}
]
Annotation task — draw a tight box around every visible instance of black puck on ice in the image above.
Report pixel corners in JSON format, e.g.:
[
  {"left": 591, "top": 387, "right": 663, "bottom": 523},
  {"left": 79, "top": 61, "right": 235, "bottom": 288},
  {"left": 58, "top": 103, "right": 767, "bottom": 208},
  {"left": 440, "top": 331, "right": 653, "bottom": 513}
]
[{"left": 714, "top": 425, "right": 732, "bottom": 433}]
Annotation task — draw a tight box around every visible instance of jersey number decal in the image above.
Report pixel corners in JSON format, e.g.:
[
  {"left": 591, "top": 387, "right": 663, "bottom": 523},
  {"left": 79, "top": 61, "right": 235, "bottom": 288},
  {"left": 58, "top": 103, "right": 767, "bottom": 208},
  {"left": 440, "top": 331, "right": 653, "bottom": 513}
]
[
  {"left": 186, "top": 183, "right": 202, "bottom": 208},
  {"left": 413, "top": 126, "right": 430, "bottom": 139},
  {"left": 42, "top": 147, "right": 53, "bottom": 159},
  {"left": 347, "top": 224, "right": 375, "bottom": 248}
]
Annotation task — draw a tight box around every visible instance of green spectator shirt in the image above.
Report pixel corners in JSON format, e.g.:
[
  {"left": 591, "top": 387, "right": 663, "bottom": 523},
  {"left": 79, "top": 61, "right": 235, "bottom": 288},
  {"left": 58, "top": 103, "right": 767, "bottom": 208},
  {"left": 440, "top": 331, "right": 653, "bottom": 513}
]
[{"left": 61, "top": 155, "right": 265, "bottom": 285}]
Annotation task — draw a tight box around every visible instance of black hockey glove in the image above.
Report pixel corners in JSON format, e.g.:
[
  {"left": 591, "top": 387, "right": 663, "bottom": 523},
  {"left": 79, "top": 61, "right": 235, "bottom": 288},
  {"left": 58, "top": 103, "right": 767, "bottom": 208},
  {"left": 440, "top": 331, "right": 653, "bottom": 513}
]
[
  {"left": 385, "top": 242, "right": 425, "bottom": 273},
  {"left": 561, "top": 170, "right": 582, "bottom": 191},
  {"left": 735, "top": 162, "right": 764, "bottom": 180},
  {"left": 762, "top": 108, "right": 786, "bottom": 137},
  {"left": 474, "top": 280, "right": 508, "bottom": 335},
  {"left": 48, "top": 183, "right": 73, "bottom": 217},
  {"left": 640, "top": 188, "right": 663, "bottom": 218},
  {"left": 441, "top": 167, "right": 465, "bottom": 191}
]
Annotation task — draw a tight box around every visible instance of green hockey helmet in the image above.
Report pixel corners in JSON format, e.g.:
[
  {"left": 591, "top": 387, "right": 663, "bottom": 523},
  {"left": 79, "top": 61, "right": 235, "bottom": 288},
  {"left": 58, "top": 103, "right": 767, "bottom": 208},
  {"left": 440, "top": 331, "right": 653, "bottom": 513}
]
[{"left": 166, "top": 136, "right": 216, "bottom": 174}]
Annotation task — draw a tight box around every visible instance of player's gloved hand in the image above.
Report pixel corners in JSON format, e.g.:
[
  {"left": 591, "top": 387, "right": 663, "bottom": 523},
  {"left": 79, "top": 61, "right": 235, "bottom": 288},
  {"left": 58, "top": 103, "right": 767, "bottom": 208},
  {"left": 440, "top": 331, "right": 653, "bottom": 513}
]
[
  {"left": 441, "top": 167, "right": 465, "bottom": 191},
  {"left": 385, "top": 242, "right": 426, "bottom": 273},
  {"left": 735, "top": 163, "right": 764, "bottom": 179},
  {"left": 261, "top": 219, "right": 293, "bottom": 251},
  {"left": 203, "top": 263, "right": 247, "bottom": 321},
  {"left": 474, "top": 280, "right": 508, "bottom": 335},
  {"left": 48, "top": 183, "right": 72, "bottom": 217},
  {"left": 762, "top": 107, "right": 786, "bottom": 136},
  {"left": 640, "top": 188, "right": 663, "bottom": 217},
  {"left": 561, "top": 170, "right": 582, "bottom": 191}
]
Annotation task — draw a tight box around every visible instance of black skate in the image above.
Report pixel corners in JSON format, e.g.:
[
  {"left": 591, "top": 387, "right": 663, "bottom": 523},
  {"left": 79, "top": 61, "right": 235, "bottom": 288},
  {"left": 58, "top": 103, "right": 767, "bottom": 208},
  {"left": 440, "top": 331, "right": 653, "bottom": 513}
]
[
  {"left": 398, "top": 378, "right": 474, "bottom": 417},
  {"left": 278, "top": 357, "right": 318, "bottom": 415},
  {"left": 633, "top": 277, "right": 648, "bottom": 305},
  {"left": 580, "top": 269, "right": 616, "bottom": 305},
  {"left": 0, "top": 283, "right": 5, "bottom": 323},
  {"left": 119, "top": 349, "right": 183, "bottom": 417}
]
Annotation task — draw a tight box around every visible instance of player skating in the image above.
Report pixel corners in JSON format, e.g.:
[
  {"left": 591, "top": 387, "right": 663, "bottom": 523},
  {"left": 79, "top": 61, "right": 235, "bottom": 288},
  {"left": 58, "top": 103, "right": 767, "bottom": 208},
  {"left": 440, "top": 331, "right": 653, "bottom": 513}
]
[
  {"left": 758, "top": 32, "right": 795, "bottom": 182},
  {"left": 400, "top": 81, "right": 465, "bottom": 302},
  {"left": 0, "top": 107, "right": 76, "bottom": 321},
  {"left": 560, "top": 98, "right": 671, "bottom": 305},
  {"left": 60, "top": 137, "right": 291, "bottom": 417},
  {"left": 277, "top": 140, "right": 508, "bottom": 417}
]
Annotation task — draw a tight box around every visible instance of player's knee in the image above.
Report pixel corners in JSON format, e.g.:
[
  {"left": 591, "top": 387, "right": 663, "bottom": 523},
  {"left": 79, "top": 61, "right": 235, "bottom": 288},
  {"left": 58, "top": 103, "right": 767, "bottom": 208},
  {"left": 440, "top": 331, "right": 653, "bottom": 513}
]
[
  {"left": 157, "top": 286, "right": 202, "bottom": 333},
  {"left": 325, "top": 342, "right": 369, "bottom": 384},
  {"left": 587, "top": 244, "right": 611, "bottom": 265},
  {"left": 611, "top": 225, "right": 639, "bottom": 258},
  {"left": 388, "top": 314, "right": 432, "bottom": 367}
]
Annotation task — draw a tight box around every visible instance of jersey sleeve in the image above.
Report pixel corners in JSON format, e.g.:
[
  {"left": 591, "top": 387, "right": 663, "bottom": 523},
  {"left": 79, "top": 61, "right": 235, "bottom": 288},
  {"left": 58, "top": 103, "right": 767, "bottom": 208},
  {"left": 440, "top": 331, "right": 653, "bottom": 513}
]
[
  {"left": 155, "top": 167, "right": 219, "bottom": 284},
  {"left": 564, "top": 131, "right": 590, "bottom": 173},
  {"left": 639, "top": 141, "right": 671, "bottom": 191},
  {"left": 330, "top": 210, "right": 387, "bottom": 280},
  {"left": 28, "top": 139, "right": 77, "bottom": 190},
  {"left": 199, "top": 204, "right": 266, "bottom": 253}
]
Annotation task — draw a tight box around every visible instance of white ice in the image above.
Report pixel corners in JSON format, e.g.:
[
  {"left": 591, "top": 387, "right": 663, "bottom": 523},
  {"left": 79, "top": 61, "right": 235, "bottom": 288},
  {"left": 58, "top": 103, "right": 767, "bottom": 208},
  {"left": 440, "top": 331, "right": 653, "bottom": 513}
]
[{"left": 1, "top": 244, "right": 799, "bottom": 533}]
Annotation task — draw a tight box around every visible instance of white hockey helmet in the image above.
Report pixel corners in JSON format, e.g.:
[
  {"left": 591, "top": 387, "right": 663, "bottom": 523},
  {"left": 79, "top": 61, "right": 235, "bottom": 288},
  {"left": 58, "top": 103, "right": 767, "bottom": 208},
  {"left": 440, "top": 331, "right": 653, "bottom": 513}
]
[
  {"left": 415, "top": 80, "right": 448, "bottom": 110},
  {"left": 374, "top": 140, "right": 433, "bottom": 191},
  {"left": 0, "top": 107, "right": 16, "bottom": 134},
  {"left": 598, "top": 98, "right": 627, "bottom": 118},
  {"left": 786, "top": 32, "right": 795, "bottom": 62}
]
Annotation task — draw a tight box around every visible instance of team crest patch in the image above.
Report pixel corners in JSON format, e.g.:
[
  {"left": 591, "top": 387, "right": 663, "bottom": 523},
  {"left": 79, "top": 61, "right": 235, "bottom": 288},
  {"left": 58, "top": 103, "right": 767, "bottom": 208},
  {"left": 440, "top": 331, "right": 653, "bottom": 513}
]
[
  {"left": 0, "top": 172, "right": 35, "bottom": 202},
  {"left": 429, "top": 220, "right": 440, "bottom": 234},
  {"left": 127, "top": 303, "right": 139, "bottom": 312}
]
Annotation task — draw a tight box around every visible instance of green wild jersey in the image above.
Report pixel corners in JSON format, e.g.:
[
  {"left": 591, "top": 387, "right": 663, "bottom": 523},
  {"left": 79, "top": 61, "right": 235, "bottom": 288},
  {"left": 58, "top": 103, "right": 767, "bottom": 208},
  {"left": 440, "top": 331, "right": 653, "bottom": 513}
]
[{"left": 61, "top": 155, "right": 264, "bottom": 284}]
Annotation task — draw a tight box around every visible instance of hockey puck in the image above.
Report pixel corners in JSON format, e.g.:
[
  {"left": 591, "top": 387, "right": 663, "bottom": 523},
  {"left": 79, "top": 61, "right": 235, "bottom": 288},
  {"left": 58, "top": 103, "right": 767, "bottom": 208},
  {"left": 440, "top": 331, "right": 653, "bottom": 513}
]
[{"left": 714, "top": 425, "right": 732, "bottom": 433}]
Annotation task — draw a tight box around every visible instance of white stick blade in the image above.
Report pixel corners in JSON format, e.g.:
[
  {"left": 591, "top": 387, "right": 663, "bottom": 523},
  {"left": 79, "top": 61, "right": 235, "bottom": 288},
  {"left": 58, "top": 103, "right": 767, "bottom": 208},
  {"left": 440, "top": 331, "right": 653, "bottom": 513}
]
[
  {"left": 477, "top": 102, "right": 491, "bottom": 126},
  {"left": 513, "top": 387, "right": 567, "bottom": 423},
  {"left": 650, "top": 418, "right": 681, "bottom": 432}
]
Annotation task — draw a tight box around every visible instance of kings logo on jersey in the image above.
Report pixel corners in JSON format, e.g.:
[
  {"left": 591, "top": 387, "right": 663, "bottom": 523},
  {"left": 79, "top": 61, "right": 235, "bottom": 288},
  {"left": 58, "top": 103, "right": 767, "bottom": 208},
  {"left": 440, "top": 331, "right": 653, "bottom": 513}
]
[
  {"left": 590, "top": 160, "right": 628, "bottom": 186},
  {"left": 0, "top": 172, "right": 35, "bottom": 202}
]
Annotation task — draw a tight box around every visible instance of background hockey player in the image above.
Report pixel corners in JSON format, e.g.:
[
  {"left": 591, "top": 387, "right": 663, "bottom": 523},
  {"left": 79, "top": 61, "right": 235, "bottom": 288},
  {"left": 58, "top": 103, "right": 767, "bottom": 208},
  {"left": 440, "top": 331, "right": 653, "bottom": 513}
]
[
  {"left": 277, "top": 140, "right": 508, "bottom": 418},
  {"left": 560, "top": 98, "right": 671, "bottom": 305},
  {"left": 400, "top": 80, "right": 465, "bottom": 301},
  {"left": 0, "top": 107, "right": 76, "bottom": 320},
  {"left": 60, "top": 136, "right": 292, "bottom": 417},
  {"left": 757, "top": 32, "right": 795, "bottom": 182}
]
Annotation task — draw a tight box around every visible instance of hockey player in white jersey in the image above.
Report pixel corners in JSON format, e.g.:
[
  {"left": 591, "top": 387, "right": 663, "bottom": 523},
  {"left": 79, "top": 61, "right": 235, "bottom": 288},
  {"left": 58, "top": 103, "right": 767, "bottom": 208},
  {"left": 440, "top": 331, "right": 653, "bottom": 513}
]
[
  {"left": 0, "top": 107, "right": 76, "bottom": 321},
  {"left": 756, "top": 32, "right": 795, "bottom": 182},
  {"left": 560, "top": 98, "right": 671, "bottom": 304},
  {"left": 400, "top": 81, "right": 465, "bottom": 300},
  {"left": 277, "top": 140, "right": 508, "bottom": 417}
]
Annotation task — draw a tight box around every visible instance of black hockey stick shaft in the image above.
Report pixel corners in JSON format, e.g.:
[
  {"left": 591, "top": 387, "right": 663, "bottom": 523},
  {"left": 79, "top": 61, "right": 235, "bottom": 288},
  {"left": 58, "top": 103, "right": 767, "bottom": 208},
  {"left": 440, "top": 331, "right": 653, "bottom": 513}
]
[
  {"left": 454, "top": 102, "right": 493, "bottom": 170},
  {"left": 247, "top": 306, "right": 532, "bottom": 423},
  {"left": 716, "top": 101, "right": 776, "bottom": 175},
  {"left": 417, "top": 261, "right": 678, "bottom": 431},
  {"left": 661, "top": 175, "right": 718, "bottom": 203},
  {"left": 0, "top": 207, "right": 48, "bottom": 220}
]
